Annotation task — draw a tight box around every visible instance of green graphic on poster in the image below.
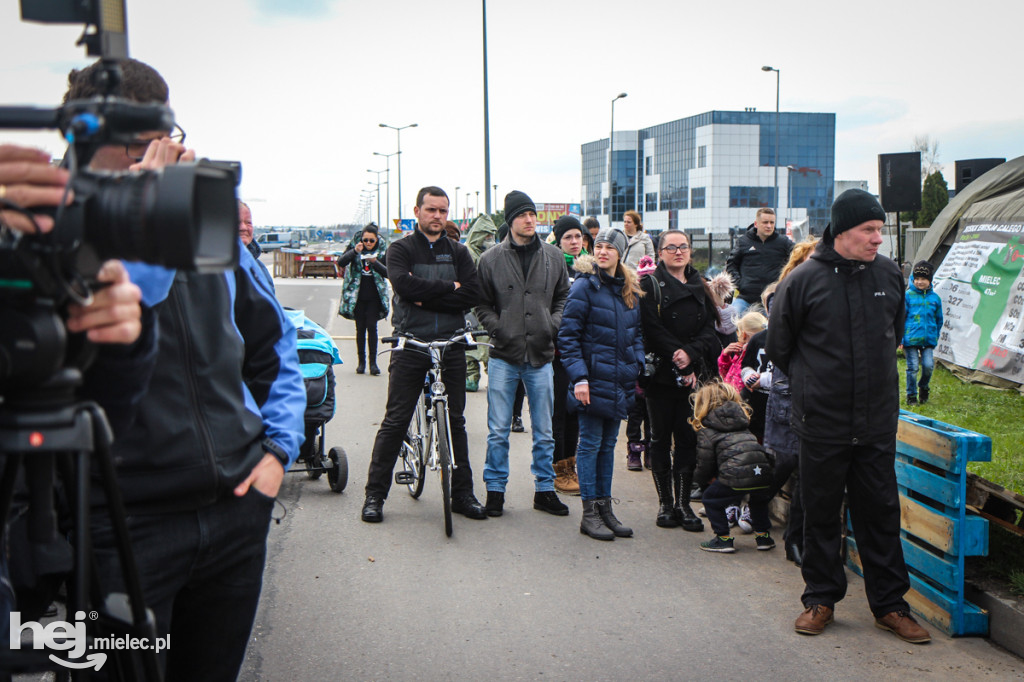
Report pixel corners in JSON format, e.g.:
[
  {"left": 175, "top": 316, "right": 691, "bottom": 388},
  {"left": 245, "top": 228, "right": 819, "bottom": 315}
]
[{"left": 933, "top": 223, "right": 1024, "bottom": 383}]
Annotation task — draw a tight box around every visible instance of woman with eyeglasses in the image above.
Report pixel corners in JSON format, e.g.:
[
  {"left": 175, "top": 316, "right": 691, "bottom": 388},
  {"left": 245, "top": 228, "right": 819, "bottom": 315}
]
[
  {"left": 639, "top": 229, "right": 722, "bottom": 532},
  {"left": 337, "top": 224, "right": 389, "bottom": 374}
]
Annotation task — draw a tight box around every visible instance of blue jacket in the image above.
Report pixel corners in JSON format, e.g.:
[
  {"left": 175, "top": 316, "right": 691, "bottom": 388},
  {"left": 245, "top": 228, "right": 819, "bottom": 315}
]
[
  {"left": 110, "top": 243, "right": 305, "bottom": 512},
  {"left": 903, "top": 283, "right": 943, "bottom": 348},
  {"left": 557, "top": 256, "right": 645, "bottom": 420}
]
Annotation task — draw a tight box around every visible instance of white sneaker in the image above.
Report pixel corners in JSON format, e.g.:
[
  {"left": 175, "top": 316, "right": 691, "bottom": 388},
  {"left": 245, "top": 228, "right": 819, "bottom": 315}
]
[
  {"left": 725, "top": 505, "right": 740, "bottom": 527},
  {"left": 738, "top": 504, "right": 753, "bottom": 534}
]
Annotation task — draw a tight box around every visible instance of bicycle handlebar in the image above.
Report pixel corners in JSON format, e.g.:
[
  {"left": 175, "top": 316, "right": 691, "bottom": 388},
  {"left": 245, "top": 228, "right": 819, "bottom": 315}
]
[{"left": 381, "top": 328, "right": 491, "bottom": 350}]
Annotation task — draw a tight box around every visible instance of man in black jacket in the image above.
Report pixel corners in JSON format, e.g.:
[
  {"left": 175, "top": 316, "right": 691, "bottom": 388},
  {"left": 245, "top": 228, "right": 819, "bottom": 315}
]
[
  {"left": 362, "top": 186, "right": 487, "bottom": 522},
  {"left": 766, "top": 189, "right": 930, "bottom": 644},
  {"left": 64, "top": 59, "right": 307, "bottom": 681},
  {"left": 726, "top": 208, "right": 793, "bottom": 316}
]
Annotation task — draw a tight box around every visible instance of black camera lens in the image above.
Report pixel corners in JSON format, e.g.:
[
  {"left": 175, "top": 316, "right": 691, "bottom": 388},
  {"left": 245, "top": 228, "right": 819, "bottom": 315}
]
[{"left": 80, "top": 160, "right": 239, "bottom": 273}]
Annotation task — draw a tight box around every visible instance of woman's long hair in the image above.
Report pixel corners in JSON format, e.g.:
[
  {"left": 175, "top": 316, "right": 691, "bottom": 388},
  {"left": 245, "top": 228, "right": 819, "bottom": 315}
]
[{"left": 616, "top": 259, "right": 643, "bottom": 309}]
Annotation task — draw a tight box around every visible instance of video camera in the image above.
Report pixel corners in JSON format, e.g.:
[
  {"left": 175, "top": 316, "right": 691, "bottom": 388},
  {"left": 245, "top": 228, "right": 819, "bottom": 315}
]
[{"left": 0, "top": 0, "right": 239, "bottom": 397}]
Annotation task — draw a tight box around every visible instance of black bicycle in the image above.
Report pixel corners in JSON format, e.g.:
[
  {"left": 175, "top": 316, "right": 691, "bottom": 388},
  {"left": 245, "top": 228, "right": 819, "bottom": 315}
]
[{"left": 381, "top": 329, "right": 489, "bottom": 536}]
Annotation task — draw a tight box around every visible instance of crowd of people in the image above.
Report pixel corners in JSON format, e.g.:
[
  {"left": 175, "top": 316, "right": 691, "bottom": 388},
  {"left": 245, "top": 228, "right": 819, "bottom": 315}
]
[
  {"left": 0, "top": 55, "right": 946, "bottom": 681},
  {"left": 351, "top": 186, "right": 937, "bottom": 646}
]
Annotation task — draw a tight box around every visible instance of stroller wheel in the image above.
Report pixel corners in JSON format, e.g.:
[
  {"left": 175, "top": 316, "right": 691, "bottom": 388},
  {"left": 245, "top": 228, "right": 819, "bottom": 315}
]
[{"left": 327, "top": 446, "right": 348, "bottom": 493}]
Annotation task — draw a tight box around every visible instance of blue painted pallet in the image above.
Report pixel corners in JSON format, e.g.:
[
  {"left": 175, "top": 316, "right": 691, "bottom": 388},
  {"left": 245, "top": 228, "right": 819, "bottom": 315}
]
[{"left": 846, "top": 410, "right": 992, "bottom": 637}]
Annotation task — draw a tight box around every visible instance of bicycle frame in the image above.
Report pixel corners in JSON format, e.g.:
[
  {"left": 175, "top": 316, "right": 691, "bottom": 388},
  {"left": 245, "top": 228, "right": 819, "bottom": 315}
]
[{"left": 382, "top": 329, "right": 490, "bottom": 536}]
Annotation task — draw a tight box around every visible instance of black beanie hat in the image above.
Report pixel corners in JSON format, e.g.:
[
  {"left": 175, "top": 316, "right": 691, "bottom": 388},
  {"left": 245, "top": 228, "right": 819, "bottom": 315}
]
[
  {"left": 504, "top": 190, "right": 536, "bottom": 225},
  {"left": 826, "top": 189, "right": 887, "bottom": 243},
  {"left": 912, "top": 260, "right": 935, "bottom": 282},
  {"left": 553, "top": 215, "right": 583, "bottom": 242}
]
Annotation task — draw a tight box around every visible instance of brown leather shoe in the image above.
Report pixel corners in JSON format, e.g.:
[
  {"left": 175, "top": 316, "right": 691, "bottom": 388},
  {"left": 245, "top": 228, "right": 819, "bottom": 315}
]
[
  {"left": 794, "top": 604, "right": 834, "bottom": 635},
  {"left": 875, "top": 610, "right": 931, "bottom": 643}
]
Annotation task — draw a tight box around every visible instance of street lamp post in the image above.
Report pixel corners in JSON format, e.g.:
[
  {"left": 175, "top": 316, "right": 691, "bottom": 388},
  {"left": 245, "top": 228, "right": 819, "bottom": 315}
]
[
  {"left": 455, "top": 186, "right": 461, "bottom": 220},
  {"left": 608, "top": 92, "right": 627, "bottom": 226},
  {"left": 466, "top": 192, "right": 471, "bottom": 219},
  {"left": 373, "top": 151, "right": 397, "bottom": 228},
  {"left": 379, "top": 122, "right": 418, "bottom": 221},
  {"left": 475, "top": 191, "right": 480, "bottom": 216},
  {"left": 761, "top": 66, "right": 780, "bottom": 220},
  {"left": 493, "top": 184, "right": 498, "bottom": 213},
  {"left": 367, "top": 168, "right": 387, "bottom": 228}
]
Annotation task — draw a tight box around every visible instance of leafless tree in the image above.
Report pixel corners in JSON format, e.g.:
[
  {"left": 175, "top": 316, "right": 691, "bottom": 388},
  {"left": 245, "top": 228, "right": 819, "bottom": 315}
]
[{"left": 913, "top": 135, "right": 941, "bottom": 183}]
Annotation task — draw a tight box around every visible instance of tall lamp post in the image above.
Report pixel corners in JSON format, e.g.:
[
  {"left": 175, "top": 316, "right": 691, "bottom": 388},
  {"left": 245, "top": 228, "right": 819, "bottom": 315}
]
[
  {"left": 475, "top": 191, "right": 480, "bottom": 216},
  {"left": 373, "top": 151, "right": 397, "bottom": 228},
  {"left": 466, "top": 192, "right": 471, "bottom": 219},
  {"left": 367, "top": 168, "right": 387, "bottom": 227},
  {"left": 493, "top": 184, "right": 498, "bottom": 213},
  {"left": 379, "top": 122, "right": 418, "bottom": 221},
  {"left": 608, "top": 92, "right": 627, "bottom": 225},
  {"left": 761, "top": 66, "right": 780, "bottom": 219},
  {"left": 454, "top": 186, "right": 461, "bottom": 220}
]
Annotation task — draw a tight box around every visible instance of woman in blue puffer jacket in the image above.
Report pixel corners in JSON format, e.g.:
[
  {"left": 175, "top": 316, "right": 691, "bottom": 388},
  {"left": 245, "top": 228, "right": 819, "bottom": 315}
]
[{"left": 558, "top": 229, "right": 646, "bottom": 541}]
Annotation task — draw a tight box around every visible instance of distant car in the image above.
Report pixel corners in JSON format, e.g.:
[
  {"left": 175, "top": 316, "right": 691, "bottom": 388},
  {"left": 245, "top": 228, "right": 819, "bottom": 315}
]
[{"left": 256, "top": 232, "right": 302, "bottom": 251}]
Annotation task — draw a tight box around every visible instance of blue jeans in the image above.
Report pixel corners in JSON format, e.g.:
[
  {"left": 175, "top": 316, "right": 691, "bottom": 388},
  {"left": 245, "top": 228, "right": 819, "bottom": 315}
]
[
  {"left": 904, "top": 346, "right": 934, "bottom": 396},
  {"left": 483, "top": 358, "right": 556, "bottom": 492},
  {"left": 576, "top": 412, "right": 620, "bottom": 501}
]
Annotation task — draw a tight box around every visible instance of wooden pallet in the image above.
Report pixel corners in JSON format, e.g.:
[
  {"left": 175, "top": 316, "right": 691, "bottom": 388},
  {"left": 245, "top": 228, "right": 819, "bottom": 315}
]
[{"left": 846, "top": 410, "right": 992, "bottom": 636}]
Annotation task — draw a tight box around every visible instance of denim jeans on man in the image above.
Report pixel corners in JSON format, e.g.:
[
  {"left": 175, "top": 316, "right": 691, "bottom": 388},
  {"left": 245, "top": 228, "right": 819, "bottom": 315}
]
[
  {"left": 483, "top": 357, "right": 556, "bottom": 493},
  {"left": 575, "top": 412, "right": 620, "bottom": 501},
  {"left": 904, "top": 346, "right": 934, "bottom": 397}
]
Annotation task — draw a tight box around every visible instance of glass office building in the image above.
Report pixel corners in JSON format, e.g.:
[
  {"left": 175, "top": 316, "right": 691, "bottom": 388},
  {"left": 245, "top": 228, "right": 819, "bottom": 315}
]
[{"left": 581, "top": 110, "right": 835, "bottom": 234}]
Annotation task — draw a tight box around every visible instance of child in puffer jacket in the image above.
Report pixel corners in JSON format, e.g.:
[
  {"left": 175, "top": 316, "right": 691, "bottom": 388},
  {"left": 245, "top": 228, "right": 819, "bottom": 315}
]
[{"left": 691, "top": 381, "right": 775, "bottom": 553}]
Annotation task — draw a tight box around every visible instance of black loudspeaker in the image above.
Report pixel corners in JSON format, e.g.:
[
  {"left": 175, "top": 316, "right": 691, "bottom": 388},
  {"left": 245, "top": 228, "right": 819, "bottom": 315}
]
[
  {"left": 878, "top": 152, "right": 921, "bottom": 212},
  {"left": 955, "top": 158, "right": 1005, "bottom": 194}
]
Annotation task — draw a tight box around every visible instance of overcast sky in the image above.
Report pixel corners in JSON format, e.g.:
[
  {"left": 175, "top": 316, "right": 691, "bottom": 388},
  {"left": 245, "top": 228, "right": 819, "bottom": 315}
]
[{"left": 2, "top": 0, "right": 1022, "bottom": 227}]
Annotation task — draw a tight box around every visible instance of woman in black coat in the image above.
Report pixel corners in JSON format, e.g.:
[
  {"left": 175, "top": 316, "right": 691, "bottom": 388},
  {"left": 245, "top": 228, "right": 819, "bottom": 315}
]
[{"left": 639, "top": 230, "right": 722, "bottom": 531}]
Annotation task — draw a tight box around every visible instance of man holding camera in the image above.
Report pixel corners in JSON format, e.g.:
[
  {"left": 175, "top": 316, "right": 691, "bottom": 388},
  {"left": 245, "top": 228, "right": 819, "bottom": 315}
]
[{"left": 62, "top": 59, "right": 306, "bottom": 680}]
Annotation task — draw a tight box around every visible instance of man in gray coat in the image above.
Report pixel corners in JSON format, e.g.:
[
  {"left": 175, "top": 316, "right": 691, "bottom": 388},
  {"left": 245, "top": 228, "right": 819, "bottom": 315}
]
[{"left": 475, "top": 190, "right": 570, "bottom": 517}]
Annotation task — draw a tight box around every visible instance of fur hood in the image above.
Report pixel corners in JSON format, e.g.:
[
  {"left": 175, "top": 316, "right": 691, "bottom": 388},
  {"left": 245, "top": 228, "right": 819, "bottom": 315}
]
[{"left": 573, "top": 253, "right": 598, "bottom": 275}]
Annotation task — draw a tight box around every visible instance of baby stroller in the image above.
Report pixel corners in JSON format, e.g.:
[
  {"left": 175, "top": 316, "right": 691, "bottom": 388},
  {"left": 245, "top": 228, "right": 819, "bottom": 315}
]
[{"left": 285, "top": 309, "right": 347, "bottom": 492}]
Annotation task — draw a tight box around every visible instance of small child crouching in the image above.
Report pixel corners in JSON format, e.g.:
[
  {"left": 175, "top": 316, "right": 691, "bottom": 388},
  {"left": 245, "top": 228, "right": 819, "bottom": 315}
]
[{"left": 690, "top": 381, "right": 775, "bottom": 553}]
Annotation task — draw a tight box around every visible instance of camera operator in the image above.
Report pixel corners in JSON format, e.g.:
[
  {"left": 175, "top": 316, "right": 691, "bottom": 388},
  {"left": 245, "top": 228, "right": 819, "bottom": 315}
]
[
  {"left": 61, "top": 59, "right": 305, "bottom": 681},
  {"left": 1, "top": 142, "right": 158, "bottom": 643}
]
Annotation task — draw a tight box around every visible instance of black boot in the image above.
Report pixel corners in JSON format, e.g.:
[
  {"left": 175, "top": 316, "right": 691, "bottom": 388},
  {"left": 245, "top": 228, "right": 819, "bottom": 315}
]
[
  {"left": 368, "top": 338, "right": 380, "bottom": 375},
  {"left": 673, "top": 470, "right": 704, "bottom": 532},
  {"left": 356, "top": 348, "right": 366, "bottom": 375},
  {"left": 580, "top": 500, "right": 614, "bottom": 541},
  {"left": 596, "top": 497, "right": 633, "bottom": 537},
  {"left": 653, "top": 471, "right": 679, "bottom": 528}
]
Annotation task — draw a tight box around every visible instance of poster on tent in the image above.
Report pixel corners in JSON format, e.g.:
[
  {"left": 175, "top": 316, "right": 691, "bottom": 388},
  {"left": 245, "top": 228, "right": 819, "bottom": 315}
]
[{"left": 932, "top": 221, "right": 1024, "bottom": 382}]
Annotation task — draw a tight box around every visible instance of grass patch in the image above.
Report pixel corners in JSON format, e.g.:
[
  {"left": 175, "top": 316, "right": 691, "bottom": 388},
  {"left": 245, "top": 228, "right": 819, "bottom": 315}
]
[{"left": 899, "top": 358, "right": 1024, "bottom": 495}]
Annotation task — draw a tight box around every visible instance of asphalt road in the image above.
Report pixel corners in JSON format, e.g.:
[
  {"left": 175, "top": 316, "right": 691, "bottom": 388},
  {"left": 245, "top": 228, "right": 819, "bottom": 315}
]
[{"left": 239, "top": 276, "right": 1024, "bottom": 681}]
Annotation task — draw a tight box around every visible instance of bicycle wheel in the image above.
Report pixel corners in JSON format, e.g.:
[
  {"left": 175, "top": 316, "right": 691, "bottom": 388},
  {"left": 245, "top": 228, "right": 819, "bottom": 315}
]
[
  {"left": 435, "top": 402, "right": 454, "bottom": 537},
  {"left": 399, "top": 396, "right": 427, "bottom": 498}
]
